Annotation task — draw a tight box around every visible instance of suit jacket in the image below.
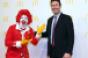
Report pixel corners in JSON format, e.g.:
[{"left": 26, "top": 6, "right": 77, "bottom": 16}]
[
  {"left": 5, "top": 24, "right": 38, "bottom": 58},
  {"left": 42, "top": 13, "right": 74, "bottom": 57}
]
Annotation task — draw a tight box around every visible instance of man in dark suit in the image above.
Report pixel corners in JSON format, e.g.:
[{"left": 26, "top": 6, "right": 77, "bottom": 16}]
[{"left": 37, "top": 0, "right": 74, "bottom": 58}]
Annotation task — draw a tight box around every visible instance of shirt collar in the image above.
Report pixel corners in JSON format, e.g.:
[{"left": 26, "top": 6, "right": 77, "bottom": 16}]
[
  {"left": 54, "top": 12, "right": 61, "bottom": 20},
  {"left": 16, "top": 22, "right": 29, "bottom": 31}
]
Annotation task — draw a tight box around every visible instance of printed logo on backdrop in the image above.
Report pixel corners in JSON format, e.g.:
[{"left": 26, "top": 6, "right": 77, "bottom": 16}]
[
  {"left": 85, "top": 32, "right": 88, "bottom": 39},
  {"left": 2, "top": 1, "right": 9, "bottom": 8},
  {"left": 17, "top": 0, "right": 24, "bottom": 8},
  {"left": 32, "top": 0, "right": 39, "bottom": 6},
  {"left": 84, "top": 13, "right": 88, "bottom": 21},
  {"left": 85, "top": 0, "right": 88, "bottom": 4},
  {"left": 2, "top": 16, "right": 9, "bottom": 22},
  {"left": 33, "top": 16, "right": 39, "bottom": 22},
  {"left": 65, "top": 0, "right": 74, "bottom": 5}
]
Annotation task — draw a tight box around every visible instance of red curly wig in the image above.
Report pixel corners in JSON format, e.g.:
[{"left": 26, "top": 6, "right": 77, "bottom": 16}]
[{"left": 16, "top": 9, "right": 32, "bottom": 24}]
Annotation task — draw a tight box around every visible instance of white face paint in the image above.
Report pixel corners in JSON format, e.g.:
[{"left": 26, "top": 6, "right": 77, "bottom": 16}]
[{"left": 20, "top": 15, "right": 28, "bottom": 29}]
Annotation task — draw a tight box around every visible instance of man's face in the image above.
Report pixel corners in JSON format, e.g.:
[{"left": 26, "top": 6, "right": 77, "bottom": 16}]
[{"left": 51, "top": 1, "right": 61, "bottom": 15}]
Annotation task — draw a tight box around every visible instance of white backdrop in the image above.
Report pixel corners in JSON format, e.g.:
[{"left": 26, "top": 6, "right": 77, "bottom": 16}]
[{"left": 0, "top": 0, "right": 88, "bottom": 58}]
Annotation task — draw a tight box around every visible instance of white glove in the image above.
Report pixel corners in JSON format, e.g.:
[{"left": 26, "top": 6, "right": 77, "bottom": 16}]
[{"left": 16, "top": 41, "right": 22, "bottom": 48}]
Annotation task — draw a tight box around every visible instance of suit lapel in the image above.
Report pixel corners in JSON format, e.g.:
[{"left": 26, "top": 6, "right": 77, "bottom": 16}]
[
  {"left": 55, "top": 13, "right": 63, "bottom": 28},
  {"left": 48, "top": 13, "right": 63, "bottom": 38},
  {"left": 50, "top": 16, "right": 53, "bottom": 30},
  {"left": 51, "top": 13, "right": 63, "bottom": 29}
]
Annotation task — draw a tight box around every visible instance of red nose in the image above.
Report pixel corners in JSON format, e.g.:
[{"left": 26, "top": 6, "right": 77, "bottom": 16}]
[{"left": 21, "top": 20, "right": 26, "bottom": 24}]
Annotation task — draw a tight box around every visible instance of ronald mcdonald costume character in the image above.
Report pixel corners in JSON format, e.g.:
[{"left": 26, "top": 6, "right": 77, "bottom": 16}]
[{"left": 5, "top": 9, "right": 45, "bottom": 58}]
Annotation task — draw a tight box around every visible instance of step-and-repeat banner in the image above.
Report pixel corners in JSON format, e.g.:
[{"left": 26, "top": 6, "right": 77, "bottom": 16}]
[{"left": 0, "top": 0, "right": 88, "bottom": 58}]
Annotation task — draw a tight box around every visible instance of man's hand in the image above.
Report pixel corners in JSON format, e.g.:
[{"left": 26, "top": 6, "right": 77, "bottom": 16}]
[
  {"left": 47, "top": 56, "right": 50, "bottom": 58},
  {"left": 36, "top": 24, "right": 45, "bottom": 40},
  {"left": 63, "top": 53, "right": 72, "bottom": 58},
  {"left": 36, "top": 33, "right": 42, "bottom": 40},
  {"left": 37, "top": 24, "right": 45, "bottom": 34}
]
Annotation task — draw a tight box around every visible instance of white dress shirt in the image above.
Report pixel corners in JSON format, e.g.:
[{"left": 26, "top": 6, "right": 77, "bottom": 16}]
[{"left": 51, "top": 12, "right": 61, "bottom": 44}]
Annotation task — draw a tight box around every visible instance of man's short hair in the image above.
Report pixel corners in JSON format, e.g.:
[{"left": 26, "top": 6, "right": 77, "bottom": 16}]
[{"left": 51, "top": 0, "right": 61, "bottom": 6}]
